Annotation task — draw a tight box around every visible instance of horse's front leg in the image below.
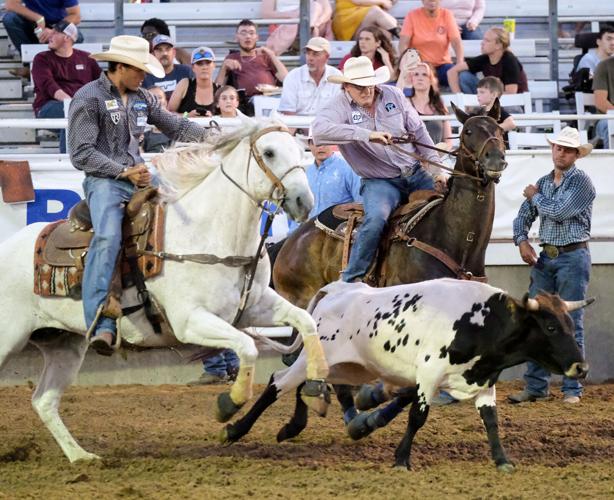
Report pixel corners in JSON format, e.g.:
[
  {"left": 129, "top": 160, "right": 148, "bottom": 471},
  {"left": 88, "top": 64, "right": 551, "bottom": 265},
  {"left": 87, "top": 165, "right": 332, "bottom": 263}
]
[
  {"left": 476, "top": 386, "right": 515, "bottom": 473},
  {"left": 239, "top": 288, "right": 329, "bottom": 414},
  {"left": 177, "top": 307, "right": 258, "bottom": 422}
]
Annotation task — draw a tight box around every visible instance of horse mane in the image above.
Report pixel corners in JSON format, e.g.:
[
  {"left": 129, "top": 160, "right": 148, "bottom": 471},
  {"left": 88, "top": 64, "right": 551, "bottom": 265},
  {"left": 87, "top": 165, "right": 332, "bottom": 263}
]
[{"left": 154, "top": 117, "right": 261, "bottom": 198}]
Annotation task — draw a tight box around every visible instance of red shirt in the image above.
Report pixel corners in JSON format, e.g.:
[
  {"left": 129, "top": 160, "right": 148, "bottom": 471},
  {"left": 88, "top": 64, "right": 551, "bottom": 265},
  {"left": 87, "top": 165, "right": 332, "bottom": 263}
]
[
  {"left": 338, "top": 53, "right": 384, "bottom": 71},
  {"left": 224, "top": 51, "right": 279, "bottom": 97},
  {"left": 32, "top": 49, "right": 101, "bottom": 115}
]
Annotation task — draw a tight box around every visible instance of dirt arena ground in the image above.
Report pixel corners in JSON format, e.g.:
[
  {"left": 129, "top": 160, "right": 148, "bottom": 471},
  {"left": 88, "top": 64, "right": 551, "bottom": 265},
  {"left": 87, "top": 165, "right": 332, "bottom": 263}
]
[{"left": 1, "top": 381, "right": 613, "bottom": 499}]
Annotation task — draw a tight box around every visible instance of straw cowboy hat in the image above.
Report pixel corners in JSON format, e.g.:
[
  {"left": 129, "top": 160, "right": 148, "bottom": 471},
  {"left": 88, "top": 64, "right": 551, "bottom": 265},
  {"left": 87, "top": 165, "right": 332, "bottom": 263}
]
[
  {"left": 328, "top": 56, "right": 390, "bottom": 86},
  {"left": 546, "top": 126, "right": 593, "bottom": 158},
  {"left": 91, "top": 35, "right": 165, "bottom": 78}
]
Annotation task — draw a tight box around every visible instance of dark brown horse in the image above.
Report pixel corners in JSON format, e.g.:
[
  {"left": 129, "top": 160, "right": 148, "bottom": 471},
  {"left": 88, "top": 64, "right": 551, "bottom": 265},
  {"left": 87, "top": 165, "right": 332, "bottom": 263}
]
[
  {"left": 220, "top": 101, "right": 508, "bottom": 444},
  {"left": 273, "top": 101, "right": 506, "bottom": 307}
]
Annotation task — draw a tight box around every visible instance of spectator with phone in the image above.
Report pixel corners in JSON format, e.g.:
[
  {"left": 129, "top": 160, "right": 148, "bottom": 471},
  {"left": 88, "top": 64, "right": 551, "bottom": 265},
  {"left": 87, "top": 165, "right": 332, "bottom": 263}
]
[{"left": 168, "top": 46, "right": 218, "bottom": 117}]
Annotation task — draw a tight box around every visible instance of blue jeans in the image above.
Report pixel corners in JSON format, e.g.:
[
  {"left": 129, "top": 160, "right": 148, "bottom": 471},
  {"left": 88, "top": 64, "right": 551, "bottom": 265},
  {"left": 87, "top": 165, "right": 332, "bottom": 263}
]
[
  {"left": 594, "top": 120, "right": 610, "bottom": 148},
  {"left": 524, "top": 247, "right": 591, "bottom": 397},
  {"left": 82, "top": 176, "right": 135, "bottom": 336},
  {"left": 459, "top": 71, "right": 479, "bottom": 94},
  {"left": 435, "top": 63, "right": 455, "bottom": 88},
  {"left": 36, "top": 100, "right": 66, "bottom": 153},
  {"left": 342, "top": 168, "right": 434, "bottom": 282},
  {"left": 460, "top": 25, "right": 483, "bottom": 40},
  {"left": 203, "top": 350, "right": 240, "bottom": 377},
  {"left": 2, "top": 12, "right": 84, "bottom": 55}
]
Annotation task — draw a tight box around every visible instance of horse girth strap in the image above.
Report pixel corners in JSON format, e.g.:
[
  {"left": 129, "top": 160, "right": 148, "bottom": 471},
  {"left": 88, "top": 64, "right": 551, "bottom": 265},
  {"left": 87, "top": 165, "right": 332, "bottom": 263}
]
[
  {"left": 137, "top": 250, "right": 255, "bottom": 267},
  {"left": 392, "top": 229, "right": 487, "bottom": 282}
]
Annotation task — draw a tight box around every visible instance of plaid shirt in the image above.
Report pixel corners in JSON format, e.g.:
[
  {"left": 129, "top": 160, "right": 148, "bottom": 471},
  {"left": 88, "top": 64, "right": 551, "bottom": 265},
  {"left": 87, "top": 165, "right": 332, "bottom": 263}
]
[
  {"left": 68, "top": 72, "right": 210, "bottom": 178},
  {"left": 513, "top": 165, "right": 596, "bottom": 246}
]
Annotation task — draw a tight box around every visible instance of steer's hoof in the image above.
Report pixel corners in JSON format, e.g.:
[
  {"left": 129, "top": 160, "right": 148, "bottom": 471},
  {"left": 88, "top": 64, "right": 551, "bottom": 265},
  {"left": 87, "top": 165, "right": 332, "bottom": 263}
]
[
  {"left": 497, "top": 462, "right": 515, "bottom": 474},
  {"left": 216, "top": 392, "right": 243, "bottom": 423},
  {"left": 71, "top": 451, "right": 101, "bottom": 463},
  {"left": 346, "top": 411, "right": 376, "bottom": 440},
  {"left": 355, "top": 384, "right": 378, "bottom": 411},
  {"left": 392, "top": 461, "right": 410, "bottom": 470}
]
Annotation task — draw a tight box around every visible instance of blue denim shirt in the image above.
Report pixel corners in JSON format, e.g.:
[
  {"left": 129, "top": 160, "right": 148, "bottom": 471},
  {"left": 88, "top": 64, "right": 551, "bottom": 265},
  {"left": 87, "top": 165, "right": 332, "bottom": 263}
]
[
  {"left": 288, "top": 153, "right": 362, "bottom": 232},
  {"left": 513, "top": 165, "right": 596, "bottom": 246}
]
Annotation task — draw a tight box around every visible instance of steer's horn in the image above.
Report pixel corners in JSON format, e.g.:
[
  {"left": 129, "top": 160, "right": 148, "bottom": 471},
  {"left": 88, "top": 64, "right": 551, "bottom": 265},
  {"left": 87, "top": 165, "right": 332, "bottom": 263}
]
[
  {"left": 525, "top": 298, "right": 540, "bottom": 311},
  {"left": 564, "top": 297, "right": 595, "bottom": 312}
]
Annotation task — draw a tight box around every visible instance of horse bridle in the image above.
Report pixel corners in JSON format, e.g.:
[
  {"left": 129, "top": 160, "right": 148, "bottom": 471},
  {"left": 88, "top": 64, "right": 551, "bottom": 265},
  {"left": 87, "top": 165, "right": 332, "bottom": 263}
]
[{"left": 458, "top": 115, "right": 506, "bottom": 183}]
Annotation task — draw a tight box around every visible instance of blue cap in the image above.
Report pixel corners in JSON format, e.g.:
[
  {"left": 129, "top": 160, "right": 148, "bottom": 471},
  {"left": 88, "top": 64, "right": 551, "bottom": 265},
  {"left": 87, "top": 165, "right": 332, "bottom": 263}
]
[{"left": 191, "top": 46, "right": 216, "bottom": 63}]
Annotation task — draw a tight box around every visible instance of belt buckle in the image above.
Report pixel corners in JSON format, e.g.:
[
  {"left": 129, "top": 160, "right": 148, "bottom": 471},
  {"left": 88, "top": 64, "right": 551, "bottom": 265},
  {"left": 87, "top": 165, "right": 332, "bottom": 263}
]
[{"left": 543, "top": 245, "right": 559, "bottom": 259}]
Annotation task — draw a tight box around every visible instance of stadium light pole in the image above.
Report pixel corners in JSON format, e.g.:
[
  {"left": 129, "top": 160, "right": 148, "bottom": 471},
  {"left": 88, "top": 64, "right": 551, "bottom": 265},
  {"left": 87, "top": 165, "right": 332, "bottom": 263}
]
[
  {"left": 548, "top": 0, "right": 559, "bottom": 110},
  {"left": 299, "top": 0, "right": 309, "bottom": 65},
  {"left": 114, "top": 0, "right": 124, "bottom": 36}
]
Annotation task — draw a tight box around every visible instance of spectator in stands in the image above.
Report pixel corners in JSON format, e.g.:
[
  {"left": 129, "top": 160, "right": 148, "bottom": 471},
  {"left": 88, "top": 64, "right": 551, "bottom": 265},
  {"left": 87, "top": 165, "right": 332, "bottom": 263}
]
[
  {"left": 32, "top": 21, "right": 100, "bottom": 153},
  {"left": 262, "top": 0, "right": 333, "bottom": 56},
  {"left": 577, "top": 25, "right": 614, "bottom": 76},
  {"left": 214, "top": 85, "right": 241, "bottom": 118},
  {"left": 441, "top": 0, "right": 484, "bottom": 41},
  {"left": 168, "top": 47, "right": 219, "bottom": 117},
  {"left": 397, "top": 60, "right": 453, "bottom": 148},
  {"left": 215, "top": 19, "right": 288, "bottom": 100},
  {"left": 338, "top": 27, "right": 396, "bottom": 78},
  {"left": 278, "top": 37, "right": 341, "bottom": 116},
  {"left": 4, "top": 0, "right": 83, "bottom": 79},
  {"left": 477, "top": 76, "right": 515, "bottom": 147},
  {"left": 140, "top": 17, "right": 191, "bottom": 65},
  {"left": 141, "top": 86, "right": 172, "bottom": 153},
  {"left": 332, "top": 0, "right": 399, "bottom": 42},
  {"left": 592, "top": 56, "right": 614, "bottom": 149},
  {"left": 399, "top": 0, "right": 463, "bottom": 88},
  {"left": 447, "top": 27, "right": 528, "bottom": 95},
  {"left": 143, "top": 35, "right": 193, "bottom": 100}
]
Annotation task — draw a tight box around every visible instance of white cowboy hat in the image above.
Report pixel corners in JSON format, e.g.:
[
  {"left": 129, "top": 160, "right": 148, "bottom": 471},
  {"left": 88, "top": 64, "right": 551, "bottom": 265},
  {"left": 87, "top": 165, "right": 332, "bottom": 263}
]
[
  {"left": 328, "top": 56, "right": 390, "bottom": 86},
  {"left": 547, "top": 126, "right": 593, "bottom": 158},
  {"left": 91, "top": 35, "right": 165, "bottom": 78}
]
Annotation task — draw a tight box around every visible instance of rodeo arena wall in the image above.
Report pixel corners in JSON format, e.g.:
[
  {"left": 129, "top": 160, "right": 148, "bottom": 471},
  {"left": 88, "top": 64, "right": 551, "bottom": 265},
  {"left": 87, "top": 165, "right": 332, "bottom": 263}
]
[{"left": 0, "top": 114, "right": 613, "bottom": 385}]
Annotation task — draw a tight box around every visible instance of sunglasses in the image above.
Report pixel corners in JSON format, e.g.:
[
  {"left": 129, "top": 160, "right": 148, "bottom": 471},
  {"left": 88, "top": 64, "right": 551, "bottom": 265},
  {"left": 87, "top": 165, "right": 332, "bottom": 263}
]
[{"left": 192, "top": 51, "right": 215, "bottom": 64}]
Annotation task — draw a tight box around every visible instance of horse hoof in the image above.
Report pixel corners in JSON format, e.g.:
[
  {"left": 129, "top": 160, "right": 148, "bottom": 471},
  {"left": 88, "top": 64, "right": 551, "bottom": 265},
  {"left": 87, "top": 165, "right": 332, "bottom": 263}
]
[
  {"left": 497, "top": 462, "right": 515, "bottom": 474},
  {"left": 276, "top": 423, "right": 303, "bottom": 443},
  {"left": 343, "top": 406, "right": 358, "bottom": 425},
  {"left": 355, "top": 384, "right": 377, "bottom": 411},
  {"left": 216, "top": 392, "right": 243, "bottom": 423},
  {"left": 300, "top": 379, "right": 331, "bottom": 417},
  {"left": 346, "top": 411, "right": 375, "bottom": 441},
  {"left": 219, "top": 424, "right": 240, "bottom": 445},
  {"left": 392, "top": 462, "right": 410, "bottom": 470}
]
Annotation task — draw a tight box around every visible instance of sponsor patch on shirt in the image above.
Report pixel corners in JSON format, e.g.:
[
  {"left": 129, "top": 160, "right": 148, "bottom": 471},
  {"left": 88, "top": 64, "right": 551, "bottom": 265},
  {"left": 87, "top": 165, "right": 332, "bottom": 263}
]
[
  {"left": 385, "top": 102, "right": 397, "bottom": 112},
  {"left": 351, "top": 111, "right": 363, "bottom": 124},
  {"left": 110, "top": 111, "right": 121, "bottom": 125},
  {"left": 133, "top": 101, "right": 147, "bottom": 111},
  {"left": 75, "top": 64, "right": 84, "bottom": 70},
  {"left": 136, "top": 115, "right": 147, "bottom": 127},
  {"left": 105, "top": 99, "right": 119, "bottom": 110}
]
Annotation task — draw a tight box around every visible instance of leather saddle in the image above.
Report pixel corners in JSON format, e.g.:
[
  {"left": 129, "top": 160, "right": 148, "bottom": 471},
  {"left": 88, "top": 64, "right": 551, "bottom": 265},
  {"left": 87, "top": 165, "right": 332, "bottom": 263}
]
[{"left": 34, "top": 187, "right": 165, "bottom": 298}]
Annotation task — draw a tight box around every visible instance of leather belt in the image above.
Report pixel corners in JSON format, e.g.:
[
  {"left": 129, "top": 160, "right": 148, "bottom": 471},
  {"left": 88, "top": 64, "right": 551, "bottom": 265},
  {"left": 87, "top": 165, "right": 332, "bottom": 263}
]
[{"left": 541, "top": 241, "right": 588, "bottom": 259}]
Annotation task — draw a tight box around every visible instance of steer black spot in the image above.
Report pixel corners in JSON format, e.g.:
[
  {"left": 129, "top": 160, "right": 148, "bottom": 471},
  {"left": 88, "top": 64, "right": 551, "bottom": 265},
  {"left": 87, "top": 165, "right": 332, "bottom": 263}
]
[
  {"left": 356, "top": 329, "right": 360, "bottom": 335},
  {"left": 396, "top": 338, "right": 402, "bottom": 346},
  {"left": 383, "top": 340, "right": 391, "bottom": 351},
  {"left": 425, "top": 355, "right": 430, "bottom": 362},
  {"left": 349, "top": 335, "right": 353, "bottom": 340},
  {"left": 403, "top": 293, "right": 423, "bottom": 313},
  {"left": 369, "top": 333, "right": 373, "bottom": 338},
  {"left": 439, "top": 345, "right": 449, "bottom": 359},
  {"left": 331, "top": 334, "right": 336, "bottom": 341},
  {"left": 415, "top": 339, "right": 420, "bottom": 346},
  {"left": 390, "top": 346, "right": 396, "bottom": 353},
  {"left": 402, "top": 334, "right": 409, "bottom": 346}
]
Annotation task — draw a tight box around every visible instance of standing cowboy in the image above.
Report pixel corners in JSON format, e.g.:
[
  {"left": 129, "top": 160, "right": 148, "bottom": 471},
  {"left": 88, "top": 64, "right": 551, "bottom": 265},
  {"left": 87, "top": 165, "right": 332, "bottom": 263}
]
[
  {"left": 311, "top": 56, "right": 445, "bottom": 283},
  {"left": 509, "top": 127, "right": 595, "bottom": 404},
  {"left": 68, "top": 35, "right": 213, "bottom": 356}
]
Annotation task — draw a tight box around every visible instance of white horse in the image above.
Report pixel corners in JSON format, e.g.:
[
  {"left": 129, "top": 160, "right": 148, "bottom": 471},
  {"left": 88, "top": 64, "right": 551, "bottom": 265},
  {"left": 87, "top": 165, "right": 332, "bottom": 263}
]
[{"left": 0, "top": 119, "right": 329, "bottom": 462}]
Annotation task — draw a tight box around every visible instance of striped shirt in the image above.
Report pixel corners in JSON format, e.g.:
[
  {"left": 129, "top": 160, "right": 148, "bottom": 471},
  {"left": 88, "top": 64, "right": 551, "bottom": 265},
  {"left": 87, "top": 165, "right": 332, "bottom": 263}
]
[
  {"left": 513, "top": 165, "right": 596, "bottom": 246},
  {"left": 68, "top": 72, "right": 210, "bottom": 178}
]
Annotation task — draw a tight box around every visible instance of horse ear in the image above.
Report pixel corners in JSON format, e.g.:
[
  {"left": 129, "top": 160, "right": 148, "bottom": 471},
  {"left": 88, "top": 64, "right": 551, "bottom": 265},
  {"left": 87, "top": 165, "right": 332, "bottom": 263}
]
[
  {"left": 451, "top": 101, "right": 470, "bottom": 124},
  {"left": 488, "top": 98, "right": 501, "bottom": 121}
]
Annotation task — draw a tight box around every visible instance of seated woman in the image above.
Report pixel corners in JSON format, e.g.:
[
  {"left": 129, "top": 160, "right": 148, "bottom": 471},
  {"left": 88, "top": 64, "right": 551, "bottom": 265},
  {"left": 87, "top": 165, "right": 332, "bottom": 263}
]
[
  {"left": 399, "top": 0, "right": 463, "bottom": 87},
  {"left": 338, "top": 27, "right": 396, "bottom": 78},
  {"left": 441, "top": 0, "right": 485, "bottom": 40},
  {"left": 447, "top": 27, "right": 529, "bottom": 95},
  {"left": 332, "top": 0, "right": 398, "bottom": 41},
  {"left": 397, "top": 59, "right": 453, "bottom": 148},
  {"left": 168, "top": 47, "right": 218, "bottom": 117},
  {"left": 262, "top": 0, "right": 333, "bottom": 55}
]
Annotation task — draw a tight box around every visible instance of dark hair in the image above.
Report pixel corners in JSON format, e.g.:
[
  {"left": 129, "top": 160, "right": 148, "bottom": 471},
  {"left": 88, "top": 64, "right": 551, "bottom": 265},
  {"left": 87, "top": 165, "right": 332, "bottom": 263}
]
[
  {"left": 477, "top": 76, "right": 504, "bottom": 96},
  {"left": 350, "top": 27, "right": 396, "bottom": 68},
  {"left": 214, "top": 85, "right": 239, "bottom": 105},
  {"left": 237, "top": 19, "right": 256, "bottom": 31},
  {"left": 140, "top": 18, "right": 170, "bottom": 36},
  {"left": 107, "top": 61, "right": 119, "bottom": 73},
  {"left": 599, "top": 24, "right": 614, "bottom": 38}
]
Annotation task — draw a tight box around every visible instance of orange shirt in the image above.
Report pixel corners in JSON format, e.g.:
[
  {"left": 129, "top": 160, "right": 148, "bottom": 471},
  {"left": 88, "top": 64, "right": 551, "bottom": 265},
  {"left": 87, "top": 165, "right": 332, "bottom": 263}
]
[{"left": 401, "top": 7, "right": 460, "bottom": 66}]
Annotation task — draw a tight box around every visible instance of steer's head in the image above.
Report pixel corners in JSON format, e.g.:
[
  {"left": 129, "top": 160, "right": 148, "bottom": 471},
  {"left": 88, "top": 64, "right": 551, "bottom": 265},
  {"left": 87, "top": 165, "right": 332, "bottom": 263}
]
[{"left": 519, "top": 292, "right": 592, "bottom": 379}]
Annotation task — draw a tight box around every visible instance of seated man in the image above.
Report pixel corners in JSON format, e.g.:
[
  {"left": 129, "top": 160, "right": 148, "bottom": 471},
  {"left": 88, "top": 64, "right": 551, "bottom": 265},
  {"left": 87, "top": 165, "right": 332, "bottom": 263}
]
[
  {"left": 593, "top": 56, "right": 614, "bottom": 149},
  {"left": 278, "top": 37, "right": 342, "bottom": 116},
  {"left": 140, "top": 17, "right": 191, "bottom": 66},
  {"left": 215, "top": 19, "right": 288, "bottom": 100},
  {"left": 143, "top": 34, "right": 193, "bottom": 100},
  {"left": 577, "top": 25, "right": 614, "bottom": 76},
  {"left": 4, "top": 0, "right": 82, "bottom": 78},
  {"left": 32, "top": 21, "right": 100, "bottom": 153},
  {"left": 447, "top": 27, "right": 528, "bottom": 95}
]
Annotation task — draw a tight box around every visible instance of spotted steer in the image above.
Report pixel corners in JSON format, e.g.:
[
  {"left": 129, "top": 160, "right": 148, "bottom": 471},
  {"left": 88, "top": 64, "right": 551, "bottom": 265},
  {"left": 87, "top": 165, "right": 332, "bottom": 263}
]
[{"left": 222, "top": 278, "right": 591, "bottom": 471}]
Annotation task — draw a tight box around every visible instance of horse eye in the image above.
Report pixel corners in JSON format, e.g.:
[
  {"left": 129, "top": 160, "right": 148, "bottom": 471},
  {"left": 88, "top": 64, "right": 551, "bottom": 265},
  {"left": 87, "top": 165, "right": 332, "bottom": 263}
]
[
  {"left": 547, "top": 325, "right": 556, "bottom": 332},
  {"left": 465, "top": 129, "right": 472, "bottom": 136},
  {"left": 263, "top": 149, "right": 274, "bottom": 159}
]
